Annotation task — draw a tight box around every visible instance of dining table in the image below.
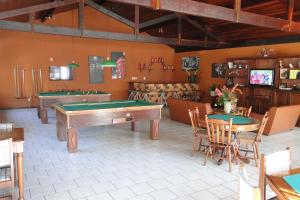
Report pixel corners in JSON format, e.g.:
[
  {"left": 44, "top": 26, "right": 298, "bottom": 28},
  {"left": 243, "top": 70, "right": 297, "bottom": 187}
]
[
  {"left": 0, "top": 128, "right": 24, "bottom": 200},
  {"left": 266, "top": 168, "right": 300, "bottom": 200}
]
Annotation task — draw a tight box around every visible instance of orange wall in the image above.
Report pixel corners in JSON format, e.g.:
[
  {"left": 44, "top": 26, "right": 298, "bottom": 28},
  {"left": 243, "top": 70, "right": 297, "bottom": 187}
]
[
  {"left": 0, "top": 7, "right": 175, "bottom": 109},
  {"left": 175, "top": 42, "right": 300, "bottom": 102}
]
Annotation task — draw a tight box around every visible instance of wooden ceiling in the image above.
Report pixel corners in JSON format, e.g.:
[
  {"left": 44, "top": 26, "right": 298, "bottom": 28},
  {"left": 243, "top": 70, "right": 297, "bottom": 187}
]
[{"left": 1, "top": 0, "right": 300, "bottom": 52}]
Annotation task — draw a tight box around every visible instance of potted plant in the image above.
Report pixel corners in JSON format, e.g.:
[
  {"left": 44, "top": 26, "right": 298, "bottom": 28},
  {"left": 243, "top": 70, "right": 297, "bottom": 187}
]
[{"left": 215, "top": 84, "right": 242, "bottom": 113}]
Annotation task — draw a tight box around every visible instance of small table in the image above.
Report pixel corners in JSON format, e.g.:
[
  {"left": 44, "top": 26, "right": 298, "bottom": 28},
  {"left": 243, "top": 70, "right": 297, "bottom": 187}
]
[
  {"left": 35, "top": 91, "right": 111, "bottom": 124},
  {"left": 54, "top": 100, "right": 163, "bottom": 153},
  {"left": 266, "top": 168, "right": 300, "bottom": 200},
  {"left": 207, "top": 114, "right": 260, "bottom": 132},
  {"left": 0, "top": 128, "right": 24, "bottom": 200}
]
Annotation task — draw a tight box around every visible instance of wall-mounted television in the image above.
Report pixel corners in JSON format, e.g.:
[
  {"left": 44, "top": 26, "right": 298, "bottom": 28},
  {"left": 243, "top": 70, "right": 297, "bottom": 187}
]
[
  {"left": 181, "top": 57, "right": 200, "bottom": 70},
  {"left": 249, "top": 69, "right": 274, "bottom": 86}
]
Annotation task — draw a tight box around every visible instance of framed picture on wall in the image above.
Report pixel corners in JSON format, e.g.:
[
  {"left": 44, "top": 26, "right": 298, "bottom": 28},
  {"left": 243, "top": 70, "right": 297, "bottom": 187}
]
[
  {"left": 88, "top": 56, "right": 104, "bottom": 84},
  {"left": 49, "top": 66, "right": 74, "bottom": 81},
  {"left": 181, "top": 57, "right": 200, "bottom": 70},
  {"left": 111, "top": 51, "right": 125, "bottom": 79},
  {"left": 280, "top": 68, "right": 289, "bottom": 79},
  {"left": 212, "top": 63, "right": 226, "bottom": 78}
]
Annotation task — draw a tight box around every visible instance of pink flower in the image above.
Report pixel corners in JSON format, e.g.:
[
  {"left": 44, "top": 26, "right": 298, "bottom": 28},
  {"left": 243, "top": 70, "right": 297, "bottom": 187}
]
[{"left": 215, "top": 88, "right": 222, "bottom": 97}]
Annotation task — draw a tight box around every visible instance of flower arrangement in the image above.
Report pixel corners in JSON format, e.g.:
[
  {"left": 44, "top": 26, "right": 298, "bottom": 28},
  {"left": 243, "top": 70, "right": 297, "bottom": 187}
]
[{"left": 215, "top": 84, "right": 242, "bottom": 106}]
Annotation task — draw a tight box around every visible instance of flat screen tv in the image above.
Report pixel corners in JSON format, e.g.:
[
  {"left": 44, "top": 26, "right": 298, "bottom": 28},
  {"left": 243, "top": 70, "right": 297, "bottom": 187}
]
[{"left": 249, "top": 69, "right": 274, "bottom": 86}]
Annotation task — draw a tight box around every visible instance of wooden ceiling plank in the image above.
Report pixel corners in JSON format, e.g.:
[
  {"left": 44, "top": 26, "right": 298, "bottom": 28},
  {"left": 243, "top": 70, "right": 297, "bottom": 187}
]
[
  {"left": 178, "top": 14, "right": 223, "bottom": 42},
  {"left": 108, "top": 0, "right": 300, "bottom": 33},
  {"left": 0, "top": 0, "right": 79, "bottom": 20},
  {"left": 177, "top": 15, "right": 181, "bottom": 44},
  {"left": 78, "top": 0, "right": 84, "bottom": 35},
  {"left": 288, "top": 0, "right": 294, "bottom": 31},
  {"left": 139, "top": 13, "right": 176, "bottom": 31},
  {"left": 134, "top": 5, "right": 139, "bottom": 35},
  {"left": 0, "top": 19, "right": 226, "bottom": 48},
  {"left": 85, "top": 0, "right": 134, "bottom": 28}
]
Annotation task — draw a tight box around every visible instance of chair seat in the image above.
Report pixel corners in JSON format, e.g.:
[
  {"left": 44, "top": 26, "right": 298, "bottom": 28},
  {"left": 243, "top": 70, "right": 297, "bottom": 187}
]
[
  {"left": 0, "top": 167, "right": 11, "bottom": 182},
  {"left": 237, "top": 132, "right": 257, "bottom": 144}
]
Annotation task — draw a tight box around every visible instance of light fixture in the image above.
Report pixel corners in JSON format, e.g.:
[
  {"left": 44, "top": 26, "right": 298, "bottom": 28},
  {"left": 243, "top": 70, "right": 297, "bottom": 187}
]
[
  {"left": 98, "top": 57, "right": 117, "bottom": 68},
  {"left": 67, "top": 9, "right": 80, "bottom": 68}
]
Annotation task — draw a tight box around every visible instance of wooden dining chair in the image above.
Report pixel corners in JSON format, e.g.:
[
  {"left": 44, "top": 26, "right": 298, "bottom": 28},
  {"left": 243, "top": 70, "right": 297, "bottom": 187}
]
[
  {"left": 239, "top": 164, "right": 261, "bottom": 200},
  {"left": 236, "top": 106, "right": 252, "bottom": 117},
  {"left": 188, "top": 107, "right": 207, "bottom": 156},
  {"left": 0, "top": 139, "right": 15, "bottom": 200},
  {"left": 259, "top": 148, "right": 291, "bottom": 200},
  {"left": 237, "top": 112, "right": 268, "bottom": 167},
  {"left": 203, "top": 115, "right": 238, "bottom": 172}
]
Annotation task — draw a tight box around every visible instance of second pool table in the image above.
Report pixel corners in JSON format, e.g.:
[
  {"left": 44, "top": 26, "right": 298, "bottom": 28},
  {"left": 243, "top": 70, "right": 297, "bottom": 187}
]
[
  {"left": 54, "top": 100, "right": 163, "bottom": 153},
  {"left": 36, "top": 90, "right": 111, "bottom": 124}
]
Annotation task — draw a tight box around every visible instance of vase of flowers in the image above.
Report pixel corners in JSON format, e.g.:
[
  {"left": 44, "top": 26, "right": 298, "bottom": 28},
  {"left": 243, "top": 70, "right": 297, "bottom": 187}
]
[{"left": 214, "top": 84, "right": 242, "bottom": 113}]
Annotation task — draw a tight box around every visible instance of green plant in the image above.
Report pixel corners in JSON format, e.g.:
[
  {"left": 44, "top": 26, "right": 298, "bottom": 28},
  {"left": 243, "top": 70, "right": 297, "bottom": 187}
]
[
  {"left": 215, "top": 84, "right": 242, "bottom": 106},
  {"left": 209, "top": 84, "right": 217, "bottom": 92}
]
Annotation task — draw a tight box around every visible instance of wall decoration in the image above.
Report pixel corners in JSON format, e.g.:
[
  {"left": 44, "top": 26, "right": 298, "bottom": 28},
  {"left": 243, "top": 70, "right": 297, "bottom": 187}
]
[
  {"left": 212, "top": 63, "right": 226, "bottom": 78},
  {"left": 139, "top": 57, "right": 174, "bottom": 72},
  {"left": 289, "top": 69, "right": 300, "bottom": 79},
  {"left": 88, "top": 56, "right": 104, "bottom": 83},
  {"left": 280, "top": 68, "right": 289, "bottom": 79},
  {"left": 181, "top": 57, "right": 199, "bottom": 70},
  {"left": 49, "top": 66, "right": 74, "bottom": 81},
  {"left": 111, "top": 52, "right": 125, "bottom": 79}
]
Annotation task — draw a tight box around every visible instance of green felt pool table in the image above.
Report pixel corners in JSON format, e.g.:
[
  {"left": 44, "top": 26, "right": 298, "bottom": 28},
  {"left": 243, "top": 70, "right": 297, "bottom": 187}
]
[
  {"left": 54, "top": 100, "right": 163, "bottom": 153},
  {"left": 35, "top": 90, "right": 111, "bottom": 124}
]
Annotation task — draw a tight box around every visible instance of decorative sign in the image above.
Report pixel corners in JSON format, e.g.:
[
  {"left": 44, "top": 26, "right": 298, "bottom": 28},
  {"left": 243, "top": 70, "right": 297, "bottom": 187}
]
[
  {"left": 280, "top": 68, "right": 289, "bottom": 79},
  {"left": 49, "top": 66, "right": 74, "bottom": 81},
  {"left": 88, "top": 56, "right": 104, "bottom": 83},
  {"left": 212, "top": 63, "right": 226, "bottom": 78},
  {"left": 181, "top": 57, "right": 200, "bottom": 70},
  {"left": 111, "top": 52, "right": 125, "bottom": 79}
]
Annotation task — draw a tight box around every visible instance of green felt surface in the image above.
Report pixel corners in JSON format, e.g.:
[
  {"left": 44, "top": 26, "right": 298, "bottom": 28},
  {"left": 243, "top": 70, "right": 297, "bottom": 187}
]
[
  {"left": 208, "top": 114, "right": 252, "bottom": 125},
  {"left": 39, "top": 91, "right": 106, "bottom": 96},
  {"left": 283, "top": 173, "right": 300, "bottom": 194},
  {"left": 58, "top": 100, "right": 157, "bottom": 111}
]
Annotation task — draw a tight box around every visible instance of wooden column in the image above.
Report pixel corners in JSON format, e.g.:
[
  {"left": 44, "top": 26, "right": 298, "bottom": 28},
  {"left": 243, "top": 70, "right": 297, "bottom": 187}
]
[
  {"left": 288, "top": 0, "right": 294, "bottom": 31},
  {"left": 17, "top": 153, "right": 24, "bottom": 200},
  {"left": 78, "top": 0, "right": 84, "bottom": 35}
]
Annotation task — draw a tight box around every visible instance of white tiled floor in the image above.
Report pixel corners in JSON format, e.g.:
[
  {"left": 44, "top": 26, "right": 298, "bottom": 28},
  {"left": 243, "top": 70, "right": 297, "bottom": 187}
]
[{"left": 1, "top": 108, "right": 300, "bottom": 200}]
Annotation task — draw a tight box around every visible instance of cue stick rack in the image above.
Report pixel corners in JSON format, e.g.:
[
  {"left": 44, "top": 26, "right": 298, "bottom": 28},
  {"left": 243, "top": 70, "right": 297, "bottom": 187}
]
[
  {"left": 13, "top": 64, "right": 26, "bottom": 99},
  {"left": 31, "top": 66, "right": 43, "bottom": 95}
]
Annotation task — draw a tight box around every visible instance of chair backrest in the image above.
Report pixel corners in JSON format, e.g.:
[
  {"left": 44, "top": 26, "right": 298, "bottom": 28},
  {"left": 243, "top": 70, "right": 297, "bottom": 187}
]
[
  {"left": 239, "top": 165, "right": 261, "bottom": 200},
  {"left": 188, "top": 107, "right": 205, "bottom": 136},
  {"left": 255, "top": 112, "right": 268, "bottom": 142},
  {"left": 236, "top": 106, "right": 252, "bottom": 117},
  {"left": 205, "top": 115, "right": 233, "bottom": 145},
  {"left": 0, "top": 139, "right": 13, "bottom": 168},
  {"left": 0, "top": 123, "right": 13, "bottom": 132},
  {"left": 259, "top": 148, "right": 291, "bottom": 200}
]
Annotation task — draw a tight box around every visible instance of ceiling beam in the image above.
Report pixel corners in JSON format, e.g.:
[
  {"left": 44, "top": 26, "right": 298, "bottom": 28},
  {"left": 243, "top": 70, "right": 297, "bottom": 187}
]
[
  {"left": 178, "top": 14, "right": 223, "bottom": 42},
  {"left": 0, "top": 0, "right": 79, "bottom": 20},
  {"left": 0, "top": 20, "right": 227, "bottom": 48},
  {"left": 177, "top": 15, "right": 182, "bottom": 45},
  {"left": 139, "top": 14, "right": 177, "bottom": 31},
  {"left": 288, "top": 0, "right": 294, "bottom": 31},
  {"left": 108, "top": 0, "right": 300, "bottom": 33},
  {"left": 134, "top": 5, "right": 139, "bottom": 35},
  {"left": 78, "top": 0, "right": 84, "bottom": 35},
  {"left": 85, "top": 0, "right": 134, "bottom": 28}
]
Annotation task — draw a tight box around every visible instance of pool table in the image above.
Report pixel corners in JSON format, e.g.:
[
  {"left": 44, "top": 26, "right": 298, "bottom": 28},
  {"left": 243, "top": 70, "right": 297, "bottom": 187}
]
[
  {"left": 35, "top": 90, "right": 111, "bottom": 124},
  {"left": 54, "top": 100, "right": 163, "bottom": 153}
]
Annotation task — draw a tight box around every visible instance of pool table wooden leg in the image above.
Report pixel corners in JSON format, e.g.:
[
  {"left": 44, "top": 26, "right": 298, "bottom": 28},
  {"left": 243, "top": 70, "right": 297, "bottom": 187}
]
[
  {"left": 40, "top": 108, "right": 48, "bottom": 124},
  {"left": 67, "top": 128, "right": 78, "bottom": 153},
  {"left": 131, "top": 121, "right": 140, "bottom": 131},
  {"left": 150, "top": 119, "right": 160, "bottom": 140},
  {"left": 37, "top": 106, "right": 40, "bottom": 119},
  {"left": 56, "top": 122, "right": 67, "bottom": 141}
]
